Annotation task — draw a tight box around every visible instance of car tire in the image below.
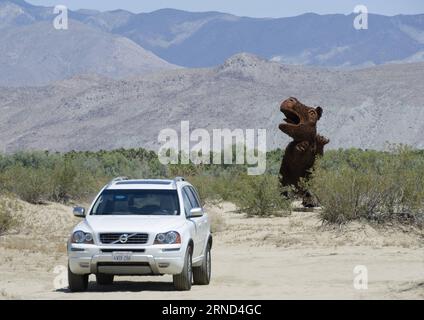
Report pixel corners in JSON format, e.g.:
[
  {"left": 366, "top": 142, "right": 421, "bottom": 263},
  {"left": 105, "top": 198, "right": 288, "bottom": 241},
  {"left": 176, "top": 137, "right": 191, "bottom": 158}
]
[
  {"left": 193, "top": 242, "right": 211, "bottom": 285},
  {"left": 173, "top": 246, "right": 193, "bottom": 291},
  {"left": 96, "top": 273, "right": 114, "bottom": 286},
  {"left": 68, "top": 264, "right": 88, "bottom": 292}
]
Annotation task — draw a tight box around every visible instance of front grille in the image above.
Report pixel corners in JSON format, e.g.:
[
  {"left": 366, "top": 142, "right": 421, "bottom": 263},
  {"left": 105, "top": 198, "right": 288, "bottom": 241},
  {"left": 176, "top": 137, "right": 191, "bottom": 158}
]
[
  {"left": 99, "top": 233, "right": 149, "bottom": 244},
  {"left": 100, "top": 249, "right": 146, "bottom": 253},
  {"left": 98, "top": 262, "right": 150, "bottom": 267}
]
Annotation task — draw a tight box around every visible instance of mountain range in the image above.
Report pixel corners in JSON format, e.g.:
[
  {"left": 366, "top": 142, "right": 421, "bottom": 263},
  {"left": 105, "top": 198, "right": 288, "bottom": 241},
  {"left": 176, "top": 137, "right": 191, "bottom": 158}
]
[
  {"left": 0, "top": 0, "right": 177, "bottom": 86},
  {"left": 1, "top": 53, "right": 423, "bottom": 152},
  {"left": 0, "top": 0, "right": 423, "bottom": 153},
  {"left": 1, "top": 0, "right": 424, "bottom": 86}
]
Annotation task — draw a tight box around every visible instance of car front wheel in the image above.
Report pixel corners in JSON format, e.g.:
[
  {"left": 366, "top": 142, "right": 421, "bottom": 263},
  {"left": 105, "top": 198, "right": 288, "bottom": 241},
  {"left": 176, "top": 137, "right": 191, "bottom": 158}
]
[
  {"left": 68, "top": 264, "right": 88, "bottom": 292},
  {"left": 173, "top": 246, "right": 193, "bottom": 291}
]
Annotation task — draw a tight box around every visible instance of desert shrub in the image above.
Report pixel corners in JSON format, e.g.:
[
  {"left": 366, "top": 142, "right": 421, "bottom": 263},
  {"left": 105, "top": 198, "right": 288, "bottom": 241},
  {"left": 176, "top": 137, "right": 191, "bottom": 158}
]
[
  {"left": 232, "top": 174, "right": 291, "bottom": 217},
  {"left": 189, "top": 175, "right": 218, "bottom": 205},
  {"left": 0, "top": 151, "right": 57, "bottom": 170},
  {"left": 308, "top": 146, "right": 424, "bottom": 225},
  {"left": 0, "top": 160, "right": 100, "bottom": 204},
  {"left": 168, "top": 163, "right": 200, "bottom": 178},
  {"left": 265, "top": 148, "right": 283, "bottom": 175},
  {"left": 1, "top": 145, "right": 423, "bottom": 228},
  {"left": 207, "top": 175, "right": 238, "bottom": 202},
  {"left": 188, "top": 171, "right": 291, "bottom": 217},
  {"left": 48, "top": 158, "right": 101, "bottom": 203},
  {"left": 1, "top": 165, "right": 51, "bottom": 204},
  {"left": 0, "top": 197, "right": 21, "bottom": 235},
  {"left": 0, "top": 149, "right": 168, "bottom": 204},
  {"left": 49, "top": 159, "right": 78, "bottom": 202},
  {"left": 189, "top": 174, "right": 236, "bottom": 205}
]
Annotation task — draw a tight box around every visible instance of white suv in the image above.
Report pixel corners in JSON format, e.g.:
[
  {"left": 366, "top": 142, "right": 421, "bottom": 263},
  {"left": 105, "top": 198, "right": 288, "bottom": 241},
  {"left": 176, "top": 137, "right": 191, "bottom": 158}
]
[{"left": 67, "top": 177, "right": 212, "bottom": 292}]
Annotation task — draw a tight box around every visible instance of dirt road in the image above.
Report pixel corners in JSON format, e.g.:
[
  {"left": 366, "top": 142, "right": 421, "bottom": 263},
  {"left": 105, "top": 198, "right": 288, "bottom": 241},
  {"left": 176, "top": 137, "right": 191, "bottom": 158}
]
[{"left": 0, "top": 200, "right": 423, "bottom": 299}]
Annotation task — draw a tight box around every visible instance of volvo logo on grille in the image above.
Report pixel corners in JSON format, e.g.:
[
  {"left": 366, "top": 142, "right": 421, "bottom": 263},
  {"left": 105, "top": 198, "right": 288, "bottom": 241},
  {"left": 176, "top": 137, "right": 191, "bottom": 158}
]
[{"left": 119, "top": 234, "right": 129, "bottom": 243}]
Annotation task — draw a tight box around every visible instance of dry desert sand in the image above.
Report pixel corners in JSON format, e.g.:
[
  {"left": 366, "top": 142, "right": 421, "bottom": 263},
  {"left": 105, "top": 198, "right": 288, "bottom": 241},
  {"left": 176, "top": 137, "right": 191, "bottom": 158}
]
[{"left": 0, "top": 199, "right": 423, "bottom": 300}]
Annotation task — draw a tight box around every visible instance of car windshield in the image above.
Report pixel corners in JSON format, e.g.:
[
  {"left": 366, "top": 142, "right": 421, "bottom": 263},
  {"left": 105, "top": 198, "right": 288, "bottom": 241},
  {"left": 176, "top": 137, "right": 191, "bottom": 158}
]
[{"left": 91, "top": 189, "right": 180, "bottom": 216}]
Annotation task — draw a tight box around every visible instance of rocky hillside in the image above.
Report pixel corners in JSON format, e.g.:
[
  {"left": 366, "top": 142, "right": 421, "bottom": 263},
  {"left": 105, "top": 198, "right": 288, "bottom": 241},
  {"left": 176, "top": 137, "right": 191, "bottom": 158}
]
[{"left": 0, "top": 53, "right": 423, "bottom": 152}]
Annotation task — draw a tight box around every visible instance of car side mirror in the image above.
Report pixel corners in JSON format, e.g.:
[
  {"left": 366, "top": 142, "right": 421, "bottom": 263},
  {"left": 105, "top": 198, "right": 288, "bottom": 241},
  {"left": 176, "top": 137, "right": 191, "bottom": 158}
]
[
  {"left": 73, "top": 207, "right": 86, "bottom": 218},
  {"left": 189, "top": 207, "right": 203, "bottom": 218}
]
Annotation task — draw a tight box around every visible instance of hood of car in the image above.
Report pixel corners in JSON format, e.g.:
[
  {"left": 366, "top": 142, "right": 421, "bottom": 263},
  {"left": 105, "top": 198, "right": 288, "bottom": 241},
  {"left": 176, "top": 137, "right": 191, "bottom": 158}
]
[{"left": 84, "top": 215, "right": 186, "bottom": 233}]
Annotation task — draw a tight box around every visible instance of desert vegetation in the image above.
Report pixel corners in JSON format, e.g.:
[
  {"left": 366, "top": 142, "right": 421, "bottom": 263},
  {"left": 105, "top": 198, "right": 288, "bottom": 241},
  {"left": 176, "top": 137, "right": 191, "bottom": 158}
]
[
  {"left": 307, "top": 146, "right": 424, "bottom": 225},
  {"left": 0, "top": 145, "right": 423, "bottom": 231},
  {"left": 0, "top": 196, "right": 21, "bottom": 236}
]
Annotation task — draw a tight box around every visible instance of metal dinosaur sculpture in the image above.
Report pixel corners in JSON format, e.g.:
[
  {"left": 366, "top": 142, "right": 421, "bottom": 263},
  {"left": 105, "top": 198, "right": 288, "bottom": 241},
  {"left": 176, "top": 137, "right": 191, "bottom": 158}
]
[{"left": 278, "top": 97, "right": 329, "bottom": 207}]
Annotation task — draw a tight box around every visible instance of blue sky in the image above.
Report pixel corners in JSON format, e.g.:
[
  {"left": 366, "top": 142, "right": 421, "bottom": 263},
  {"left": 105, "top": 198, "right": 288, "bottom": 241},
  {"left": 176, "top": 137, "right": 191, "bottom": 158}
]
[{"left": 26, "top": 0, "right": 424, "bottom": 17}]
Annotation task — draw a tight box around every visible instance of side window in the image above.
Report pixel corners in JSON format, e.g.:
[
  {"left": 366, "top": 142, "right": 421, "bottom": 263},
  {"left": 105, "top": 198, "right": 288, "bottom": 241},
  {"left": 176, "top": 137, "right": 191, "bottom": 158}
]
[
  {"left": 182, "top": 188, "right": 193, "bottom": 217},
  {"left": 185, "top": 187, "right": 199, "bottom": 209},
  {"left": 188, "top": 187, "right": 201, "bottom": 208}
]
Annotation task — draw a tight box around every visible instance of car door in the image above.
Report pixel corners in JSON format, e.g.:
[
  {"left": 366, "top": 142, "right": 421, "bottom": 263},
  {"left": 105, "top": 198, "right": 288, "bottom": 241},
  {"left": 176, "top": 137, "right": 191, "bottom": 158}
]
[
  {"left": 182, "top": 187, "right": 201, "bottom": 257},
  {"left": 183, "top": 186, "right": 203, "bottom": 258},
  {"left": 186, "top": 186, "right": 208, "bottom": 256}
]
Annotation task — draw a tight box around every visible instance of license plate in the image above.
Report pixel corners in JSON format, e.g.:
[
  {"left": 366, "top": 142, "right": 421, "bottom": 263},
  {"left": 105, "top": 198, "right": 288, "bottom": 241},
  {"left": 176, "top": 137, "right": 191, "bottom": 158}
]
[{"left": 112, "top": 252, "right": 132, "bottom": 262}]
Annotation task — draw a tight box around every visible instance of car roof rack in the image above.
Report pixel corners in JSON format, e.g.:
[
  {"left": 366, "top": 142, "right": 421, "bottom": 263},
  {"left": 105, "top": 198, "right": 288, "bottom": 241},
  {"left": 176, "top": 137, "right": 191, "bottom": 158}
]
[
  {"left": 172, "top": 177, "right": 185, "bottom": 188},
  {"left": 108, "top": 176, "right": 129, "bottom": 185}
]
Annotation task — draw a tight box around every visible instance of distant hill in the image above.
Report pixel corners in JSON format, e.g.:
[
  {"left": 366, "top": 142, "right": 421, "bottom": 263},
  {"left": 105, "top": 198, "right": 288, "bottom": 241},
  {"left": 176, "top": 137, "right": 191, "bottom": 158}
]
[
  {"left": 0, "top": 0, "right": 178, "bottom": 86},
  {"left": 1, "top": 53, "right": 423, "bottom": 152},
  {"left": 2, "top": 0, "right": 424, "bottom": 86},
  {"left": 75, "top": 8, "right": 424, "bottom": 68}
]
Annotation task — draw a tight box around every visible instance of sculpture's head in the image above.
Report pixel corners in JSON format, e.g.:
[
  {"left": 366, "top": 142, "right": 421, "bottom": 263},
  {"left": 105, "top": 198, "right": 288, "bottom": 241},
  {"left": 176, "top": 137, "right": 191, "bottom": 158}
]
[{"left": 279, "top": 97, "right": 323, "bottom": 141}]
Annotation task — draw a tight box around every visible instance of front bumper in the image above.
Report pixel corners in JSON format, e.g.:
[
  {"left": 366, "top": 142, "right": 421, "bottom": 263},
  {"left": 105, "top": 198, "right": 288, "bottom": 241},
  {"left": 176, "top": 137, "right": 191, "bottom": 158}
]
[{"left": 68, "top": 243, "right": 185, "bottom": 275}]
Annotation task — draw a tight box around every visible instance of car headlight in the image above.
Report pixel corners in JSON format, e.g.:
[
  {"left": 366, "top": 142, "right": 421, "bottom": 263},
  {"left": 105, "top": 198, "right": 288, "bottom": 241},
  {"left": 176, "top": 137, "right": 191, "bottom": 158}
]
[
  {"left": 154, "top": 231, "right": 181, "bottom": 244},
  {"left": 71, "top": 231, "right": 94, "bottom": 244}
]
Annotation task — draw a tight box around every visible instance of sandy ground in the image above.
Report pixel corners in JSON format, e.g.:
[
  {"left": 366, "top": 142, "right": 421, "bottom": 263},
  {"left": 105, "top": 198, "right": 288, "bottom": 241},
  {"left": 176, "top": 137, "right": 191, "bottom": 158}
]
[{"left": 0, "top": 199, "right": 423, "bottom": 300}]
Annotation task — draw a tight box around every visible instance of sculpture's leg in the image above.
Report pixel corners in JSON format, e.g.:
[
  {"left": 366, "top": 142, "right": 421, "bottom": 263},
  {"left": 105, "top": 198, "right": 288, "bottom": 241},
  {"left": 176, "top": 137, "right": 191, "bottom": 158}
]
[
  {"left": 280, "top": 140, "right": 313, "bottom": 203},
  {"left": 300, "top": 134, "right": 329, "bottom": 207},
  {"left": 301, "top": 190, "right": 319, "bottom": 208}
]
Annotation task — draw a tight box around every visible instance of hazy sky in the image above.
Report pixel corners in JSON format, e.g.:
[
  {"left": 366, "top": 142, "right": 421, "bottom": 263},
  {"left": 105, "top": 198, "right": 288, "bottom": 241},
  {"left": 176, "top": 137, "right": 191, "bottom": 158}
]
[{"left": 26, "top": 0, "right": 424, "bottom": 17}]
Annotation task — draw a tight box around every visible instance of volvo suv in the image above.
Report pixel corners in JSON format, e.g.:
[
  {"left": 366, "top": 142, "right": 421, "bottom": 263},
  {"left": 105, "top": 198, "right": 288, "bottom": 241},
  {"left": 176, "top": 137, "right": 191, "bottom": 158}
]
[{"left": 67, "top": 177, "right": 212, "bottom": 292}]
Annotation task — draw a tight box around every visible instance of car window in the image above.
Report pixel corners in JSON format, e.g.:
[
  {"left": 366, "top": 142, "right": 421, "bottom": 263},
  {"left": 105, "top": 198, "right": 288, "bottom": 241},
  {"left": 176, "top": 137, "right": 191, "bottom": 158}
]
[
  {"left": 187, "top": 187, "right": 201, "bottom": 208},
  {"left": 192, "top": 187, "right": 203, "bottom": 207},
  {"left": 182, "top": 188, "right": 193, "bottom": 217},
  {"left": 184, "top": 186, "right": 198, "bottom": 209},
  {"left": 91, "top": 189, "right": 180, "bottom": 215}
]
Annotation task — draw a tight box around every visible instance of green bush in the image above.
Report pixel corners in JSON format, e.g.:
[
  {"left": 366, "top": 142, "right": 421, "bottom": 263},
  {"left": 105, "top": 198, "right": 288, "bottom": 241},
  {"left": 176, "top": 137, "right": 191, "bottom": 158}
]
[
  {"left": 1, "top": 165, "right": 51, "bottom": 204},
  {"left": 0, "top": 197, "right": 21, "bottom": 235},
  {"left": 308, "top": 146, "right": 424, "bottom": 225},
  {"left": 0, "top": 148, "right": 167, "bottom": 204},
  {"left": 232, "top": 174, "right": 291, "bottom": 217},
  {"left": 49, "top": 159, "right": 101, "bottom": 203},
  {"left": 189, "top": 174, "right": 235, "bottom": 205},
  {"left": 0, "top": 145, "right": 423, "bottom": 228}
]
